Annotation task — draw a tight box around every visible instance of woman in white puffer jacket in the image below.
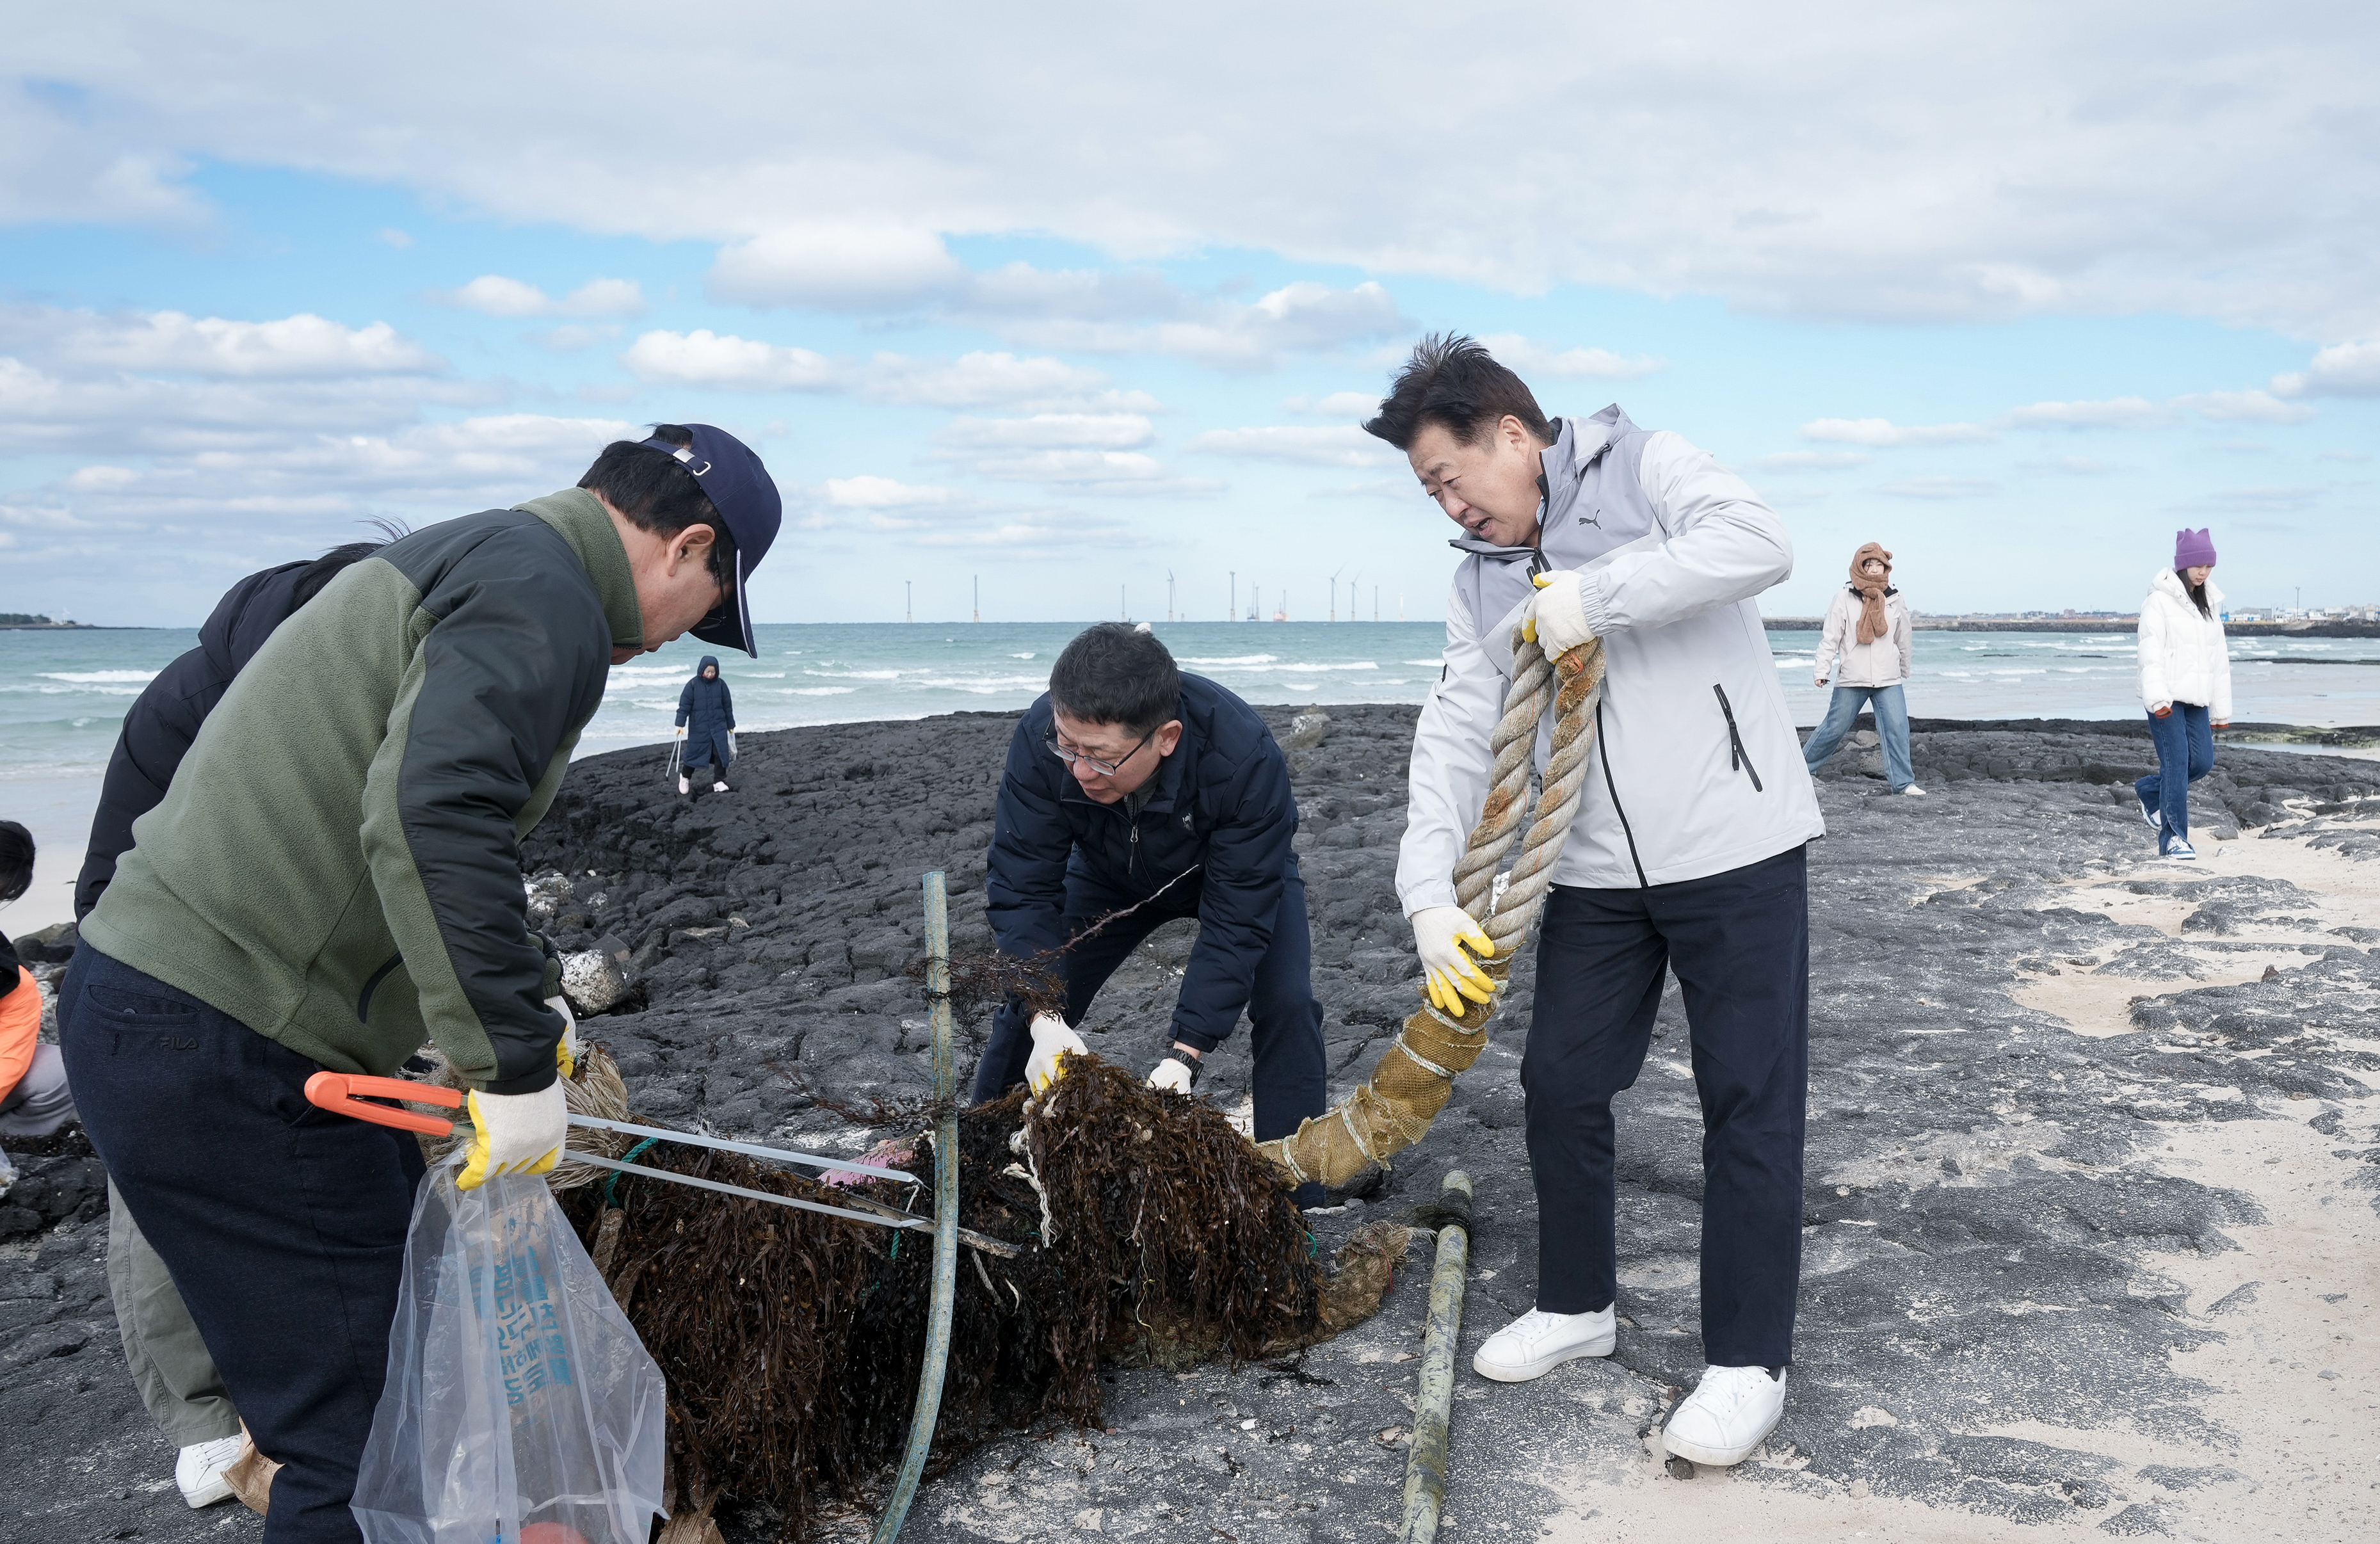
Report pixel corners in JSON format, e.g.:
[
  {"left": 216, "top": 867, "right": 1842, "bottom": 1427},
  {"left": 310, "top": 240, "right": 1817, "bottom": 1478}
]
[{"left": 2135, "top": 527, "right": 2231, "bottom": 861}]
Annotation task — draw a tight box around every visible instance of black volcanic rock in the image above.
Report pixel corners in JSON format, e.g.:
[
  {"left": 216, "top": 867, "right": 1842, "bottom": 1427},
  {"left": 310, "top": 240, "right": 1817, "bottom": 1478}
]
[{"left": 9, "top": 708, "right": 2377, "bottom": 1541}]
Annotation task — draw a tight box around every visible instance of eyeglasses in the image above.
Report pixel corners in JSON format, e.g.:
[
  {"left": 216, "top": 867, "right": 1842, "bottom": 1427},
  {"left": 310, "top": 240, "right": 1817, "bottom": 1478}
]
[{"left": 1046, "top": 727, "right": 1155, "bottom": 778}]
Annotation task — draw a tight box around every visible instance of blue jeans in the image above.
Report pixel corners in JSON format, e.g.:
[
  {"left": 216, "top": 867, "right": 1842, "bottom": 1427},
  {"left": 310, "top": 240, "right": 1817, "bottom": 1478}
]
[
  {"left": 1801, "top": 684, "right": 1914, "bottom": 791},
  {"left": 2136, "top": 704, "right": 2215, "bottom": 853}
]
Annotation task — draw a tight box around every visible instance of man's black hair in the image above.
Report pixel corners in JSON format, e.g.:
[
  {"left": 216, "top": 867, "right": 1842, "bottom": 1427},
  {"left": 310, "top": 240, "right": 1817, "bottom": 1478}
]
[
  {"left": 1049, "top": 623, "right": 1181, "bottom": 733},
  {"left": 1363, "top": 333, "right": 1553, "bottom": 451},
  {"left": 0, "top": 820, "right": 32, "bottom": 905},
  {"left": 579, "top": 423, "right": 739, "bottom": 589}
]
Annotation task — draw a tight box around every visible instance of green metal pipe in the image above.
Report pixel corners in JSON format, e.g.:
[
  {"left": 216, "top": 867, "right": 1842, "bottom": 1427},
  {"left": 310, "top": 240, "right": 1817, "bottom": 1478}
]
[
  {"left": 1400, "top": 1170, "right": 1474, "bottom": 1544},
  {"left": 871, "top": 871, "right": 963, "bottom": 1544}
]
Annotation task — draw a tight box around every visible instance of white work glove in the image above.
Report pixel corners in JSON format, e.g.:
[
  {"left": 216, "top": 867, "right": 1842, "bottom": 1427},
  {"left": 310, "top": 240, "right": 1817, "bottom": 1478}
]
[
  {"left": 459, "top": 1082, "right": 567, "bottom": 1191},
  {"left": 547, "top": 995, "right": 579, "bottom": 1081},
  {"left": 1521, "top": 570, "right": 1596, "bottom": 660},
  {"left": 1411, "top": 905, "right": 1497, "bottom": 1016},
  {"left": 1147, "top": 1055, "right": 1199, "bottom": 1094},
  {"left": 1024, "top": 1011, "right": 1086, "bottom": 1093}
]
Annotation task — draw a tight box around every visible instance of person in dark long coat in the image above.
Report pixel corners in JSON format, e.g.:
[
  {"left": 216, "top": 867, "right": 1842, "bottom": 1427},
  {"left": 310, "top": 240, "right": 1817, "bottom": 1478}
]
[{"left": 676, "top": 654, "right": 736, "bottom": 793}]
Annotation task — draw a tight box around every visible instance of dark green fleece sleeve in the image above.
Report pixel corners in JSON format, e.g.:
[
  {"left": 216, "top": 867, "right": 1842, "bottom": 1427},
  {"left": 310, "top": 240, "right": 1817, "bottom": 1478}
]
[{"left": 360, "top": 526, "right": 611, "bottom": 1092}]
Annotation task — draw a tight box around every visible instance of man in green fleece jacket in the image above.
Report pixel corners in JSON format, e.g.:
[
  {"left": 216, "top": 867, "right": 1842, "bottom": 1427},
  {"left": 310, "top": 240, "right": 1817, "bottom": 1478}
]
[{"left": 60, "top": 424, "right": 781, "bottom": 1544}]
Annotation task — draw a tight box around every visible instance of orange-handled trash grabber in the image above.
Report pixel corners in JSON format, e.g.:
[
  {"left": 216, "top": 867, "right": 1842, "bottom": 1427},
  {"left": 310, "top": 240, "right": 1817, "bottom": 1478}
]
[
  {"left": 303, "top": 1071, "right": 463, "bottom": 1136},
  {"left": 296, "top": 1068, "right": 1001, "bottom": 1248}
]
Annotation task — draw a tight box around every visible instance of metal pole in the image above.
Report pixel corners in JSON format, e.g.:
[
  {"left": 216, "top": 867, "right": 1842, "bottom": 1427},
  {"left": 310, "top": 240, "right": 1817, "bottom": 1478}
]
[
  {"left": 871, "top": 872, "right": 961, "bottom": 1544},
  {"left": 1400, "top": 1171, "right": 1473, "bottom": 1544}
]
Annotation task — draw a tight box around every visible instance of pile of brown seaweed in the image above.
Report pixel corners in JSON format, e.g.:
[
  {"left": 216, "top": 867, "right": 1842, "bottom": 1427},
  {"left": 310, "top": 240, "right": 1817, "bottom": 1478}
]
[{"left": 584, "top": 1056, "right": 1410, "bottom": 1536}]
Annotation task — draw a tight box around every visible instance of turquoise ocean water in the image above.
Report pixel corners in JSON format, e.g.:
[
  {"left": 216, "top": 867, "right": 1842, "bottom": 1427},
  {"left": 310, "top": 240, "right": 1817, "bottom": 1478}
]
[{"left": 6, "top": 620, "right": 2379, "bottom": 927}]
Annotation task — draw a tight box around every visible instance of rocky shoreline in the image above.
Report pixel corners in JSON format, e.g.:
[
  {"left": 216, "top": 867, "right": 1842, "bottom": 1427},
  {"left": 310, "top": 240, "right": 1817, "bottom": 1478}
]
[{"left": 9, "top": 710, "right": 2379, "bottom": 1543}]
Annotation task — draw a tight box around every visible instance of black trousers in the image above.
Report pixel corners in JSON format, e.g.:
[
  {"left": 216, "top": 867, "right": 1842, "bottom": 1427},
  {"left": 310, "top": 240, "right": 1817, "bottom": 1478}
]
[
  {"left": 970, "top": 860, "right": 1328, "bottom": 1152},
  {"left": 60, "top": 947, "right": 424, "bottom": 1544},
  {"left": 1523, "top": 844, "right": 1809, "bottom": 1368}
]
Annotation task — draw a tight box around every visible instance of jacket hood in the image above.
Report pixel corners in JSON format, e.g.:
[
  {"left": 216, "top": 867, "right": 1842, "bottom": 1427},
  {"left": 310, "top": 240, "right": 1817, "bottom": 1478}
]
[
  {"left": 198, "top": 560, "right": 319, "bottom": 679},
  {"left": 2151, "top": 568, "right": 2224, "bottom": 607},
  {"left": 696, "top": 654, "right": 720, "bottom": 676}
]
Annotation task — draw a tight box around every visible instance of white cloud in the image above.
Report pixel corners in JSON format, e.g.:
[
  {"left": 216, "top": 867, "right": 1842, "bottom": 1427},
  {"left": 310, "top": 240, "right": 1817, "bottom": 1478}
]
[
  {"left": 823, "top": 476, "right": 961, "bottom": 508},
  {"left": 437, "top": 275, "right": 646, "bottom": 318},
  {"left": 1874, "top": 476, "right": 1998, "bottom": 499},
  {"left": 953, "top": 276, "right": 1408, "bottom": 370},
  {"left": 860, "top": 351, "right": 1159, "bottom": 412},
  {"left": 933, "top": 414, "right": 1155, "bottom": 450},
  {"left": 22, "top": 13, "right": 2374, "bottom": 334},
  {"left": 0, "top": 305, "right": 440, "bottom": 378},
  {"left": 0, "top": 355, "right": 492, "bottom": 456},
  {"left": 1999, "top": 396, "right": 2166, "bottom": 430},
  {"left": 2173, "top": 389, "right": 2316, "bottom": 424},
  {"left": 2273, "top": 339, "right": 2380, "bottom": 398},
  {"left": 714, "top": 242, "right": 1406, "bottom": 369},
  {"left": 1477, "top": 334, "right": 1668, "bottom": 381},
  {"left": 1744, "top": 449, "right": 1870, "bottom": 471},
  {"left": 709, "top": 225, "right": 970, "bottom": 309},
  {"left": 2198, "top": 485, "right": 2321, "bottom": 511},
  {"left": 622, "top": 329, "right": 836, "bottom": 391},
  {"left": 940, "top": 447, "right": 1217, "bottom": 496},
  {"left": 19, "top": 412, "right": 630, "bottom": 530},
  {"left": 626, "top": 333, "right": 1164, "bottom": 412},
  {"left": 1283, "top": 390, "right": 1381, "bottom": 419},
  {"left": 1182, "top": 425, "right": 1394, "bottom": 467},
  {"left": 1801, "top": 417, "right": 1996, "bottom": 447}
]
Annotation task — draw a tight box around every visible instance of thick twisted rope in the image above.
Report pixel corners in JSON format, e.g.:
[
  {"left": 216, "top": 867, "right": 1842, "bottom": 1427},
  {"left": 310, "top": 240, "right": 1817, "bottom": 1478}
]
[{"left": 1258, "top": 634, "right": 1605, "bottom": 1189}]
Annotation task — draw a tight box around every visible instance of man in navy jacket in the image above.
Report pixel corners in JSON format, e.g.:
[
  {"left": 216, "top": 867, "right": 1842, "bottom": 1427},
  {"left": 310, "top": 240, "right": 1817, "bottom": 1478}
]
[{"left": 976, "top": 624, "right": 1326, "bottom": 1198}]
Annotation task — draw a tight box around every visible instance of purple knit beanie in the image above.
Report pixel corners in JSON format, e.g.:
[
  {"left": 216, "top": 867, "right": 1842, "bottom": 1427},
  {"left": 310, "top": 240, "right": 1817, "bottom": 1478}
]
[{"left": 2174, "top": 527, "right": 2217, "bottom": 569}]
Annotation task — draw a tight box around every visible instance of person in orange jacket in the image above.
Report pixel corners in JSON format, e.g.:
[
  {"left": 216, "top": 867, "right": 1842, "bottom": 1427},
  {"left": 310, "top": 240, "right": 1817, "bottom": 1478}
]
[{"left": 0, "top": 822, "right": 76, "bottom": 1140}]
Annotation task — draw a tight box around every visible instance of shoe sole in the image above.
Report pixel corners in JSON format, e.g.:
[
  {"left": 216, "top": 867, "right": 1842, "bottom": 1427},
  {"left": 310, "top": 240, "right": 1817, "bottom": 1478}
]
[
  {"left": 1662, "top": 1405, "right": 1782, "bottom": 1468},
  {"left": 1471, "top": 1333, "right": 1615, "bottom": 1382},
  {"left": 181, "top": 1478, "right": 236, "bottom": 1509}
]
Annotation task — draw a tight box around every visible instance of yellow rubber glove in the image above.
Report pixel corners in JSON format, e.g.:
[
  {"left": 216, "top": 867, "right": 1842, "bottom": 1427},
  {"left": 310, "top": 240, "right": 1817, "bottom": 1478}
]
[
  {"left": 1411, "top": 905, "right": 1497, "bottom": 1015},
  {"left": 547, "top": 995, "right": 578, "bottom": 1081},
  {"left": 458, "top": 1082, "right": 567, "bottom": 1191},
  {"left": 1024, "top": 1011, "right": 1088, "bottom": 1093}
]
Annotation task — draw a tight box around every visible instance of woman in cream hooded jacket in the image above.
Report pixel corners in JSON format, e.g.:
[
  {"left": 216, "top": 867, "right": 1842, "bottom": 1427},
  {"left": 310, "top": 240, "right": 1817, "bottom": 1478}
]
[{"left": 2135, "top": 529, "right": 2230, "bottom": 858}]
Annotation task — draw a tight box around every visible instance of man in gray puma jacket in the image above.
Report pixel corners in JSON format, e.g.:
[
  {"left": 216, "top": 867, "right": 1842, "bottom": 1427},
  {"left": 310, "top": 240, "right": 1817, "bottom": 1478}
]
[{"left": 1365, "top": 335, "right": 1819, "bottom": 1470}]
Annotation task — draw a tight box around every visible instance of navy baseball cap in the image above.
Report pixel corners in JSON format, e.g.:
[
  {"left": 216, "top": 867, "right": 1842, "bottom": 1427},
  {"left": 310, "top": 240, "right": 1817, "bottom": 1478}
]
[{"left": 638, "top": 424, "right": 780, "bottom": 657}]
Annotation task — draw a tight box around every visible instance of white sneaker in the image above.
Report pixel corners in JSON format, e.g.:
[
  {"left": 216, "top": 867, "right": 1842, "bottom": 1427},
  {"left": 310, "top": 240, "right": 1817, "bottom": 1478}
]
[
  {"left": 677, "top": 775, "right": 691, "bottom": 795},
  {"left": 1900, "top": 784, "right": 1927, "bottom": 796},
  {"left": 1662, "top": 1365, "right": 1785, "bottom": 1467},
  {"left": 176, "top": 1434, "right": 245, "bottom": 1508},
  {"left": 2163, "top": 839, "right": 2199, "bottom": 862},
  {"left": 712, "top": 780, "right": 730, "bottom": 793},
  {"left": 2137, "top": 791, "right": 2162, "bottom": 829},
  {"left": 1470, "top": 1307, "right": 1615, "bottom": 1382}
]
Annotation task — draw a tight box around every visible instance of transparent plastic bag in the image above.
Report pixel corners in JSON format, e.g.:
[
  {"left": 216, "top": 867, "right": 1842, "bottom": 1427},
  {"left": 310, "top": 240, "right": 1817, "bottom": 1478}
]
[{"left": 353, "top": 1161, "right": 666, "bottom": 1544}]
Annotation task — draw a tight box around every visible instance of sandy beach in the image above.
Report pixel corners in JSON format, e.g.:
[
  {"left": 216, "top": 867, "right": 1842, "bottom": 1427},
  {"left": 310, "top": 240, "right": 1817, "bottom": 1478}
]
[{"left": 7, "top": 709, "right": 2377, "bottom": 1542}]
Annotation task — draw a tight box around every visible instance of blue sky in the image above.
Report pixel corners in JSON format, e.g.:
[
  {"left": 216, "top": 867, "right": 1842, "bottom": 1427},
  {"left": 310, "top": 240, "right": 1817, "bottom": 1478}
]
[{"left": 3, "top": 4, "right": 2374, "bottom": 625}]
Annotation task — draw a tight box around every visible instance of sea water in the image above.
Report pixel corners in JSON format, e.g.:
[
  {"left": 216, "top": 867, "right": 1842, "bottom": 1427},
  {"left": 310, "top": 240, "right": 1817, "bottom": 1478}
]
[{"left": 6, "top": 620, "right": 2380, "bottom": 927}]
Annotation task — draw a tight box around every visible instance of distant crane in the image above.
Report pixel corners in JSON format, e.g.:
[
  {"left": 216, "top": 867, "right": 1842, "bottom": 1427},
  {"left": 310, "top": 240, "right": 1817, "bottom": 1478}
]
[
  {"left": 1167, "top": 570, "right": 1175, "bottom": 624},
  {"left": 972, "top": 575, "right": 980, "bottom": 623},
  {"left": 905, "top": 580, "right": 912, "bottom": 625},
  {"left": 1230, "top": 570, "right": 1236, "bottom": 624}
]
